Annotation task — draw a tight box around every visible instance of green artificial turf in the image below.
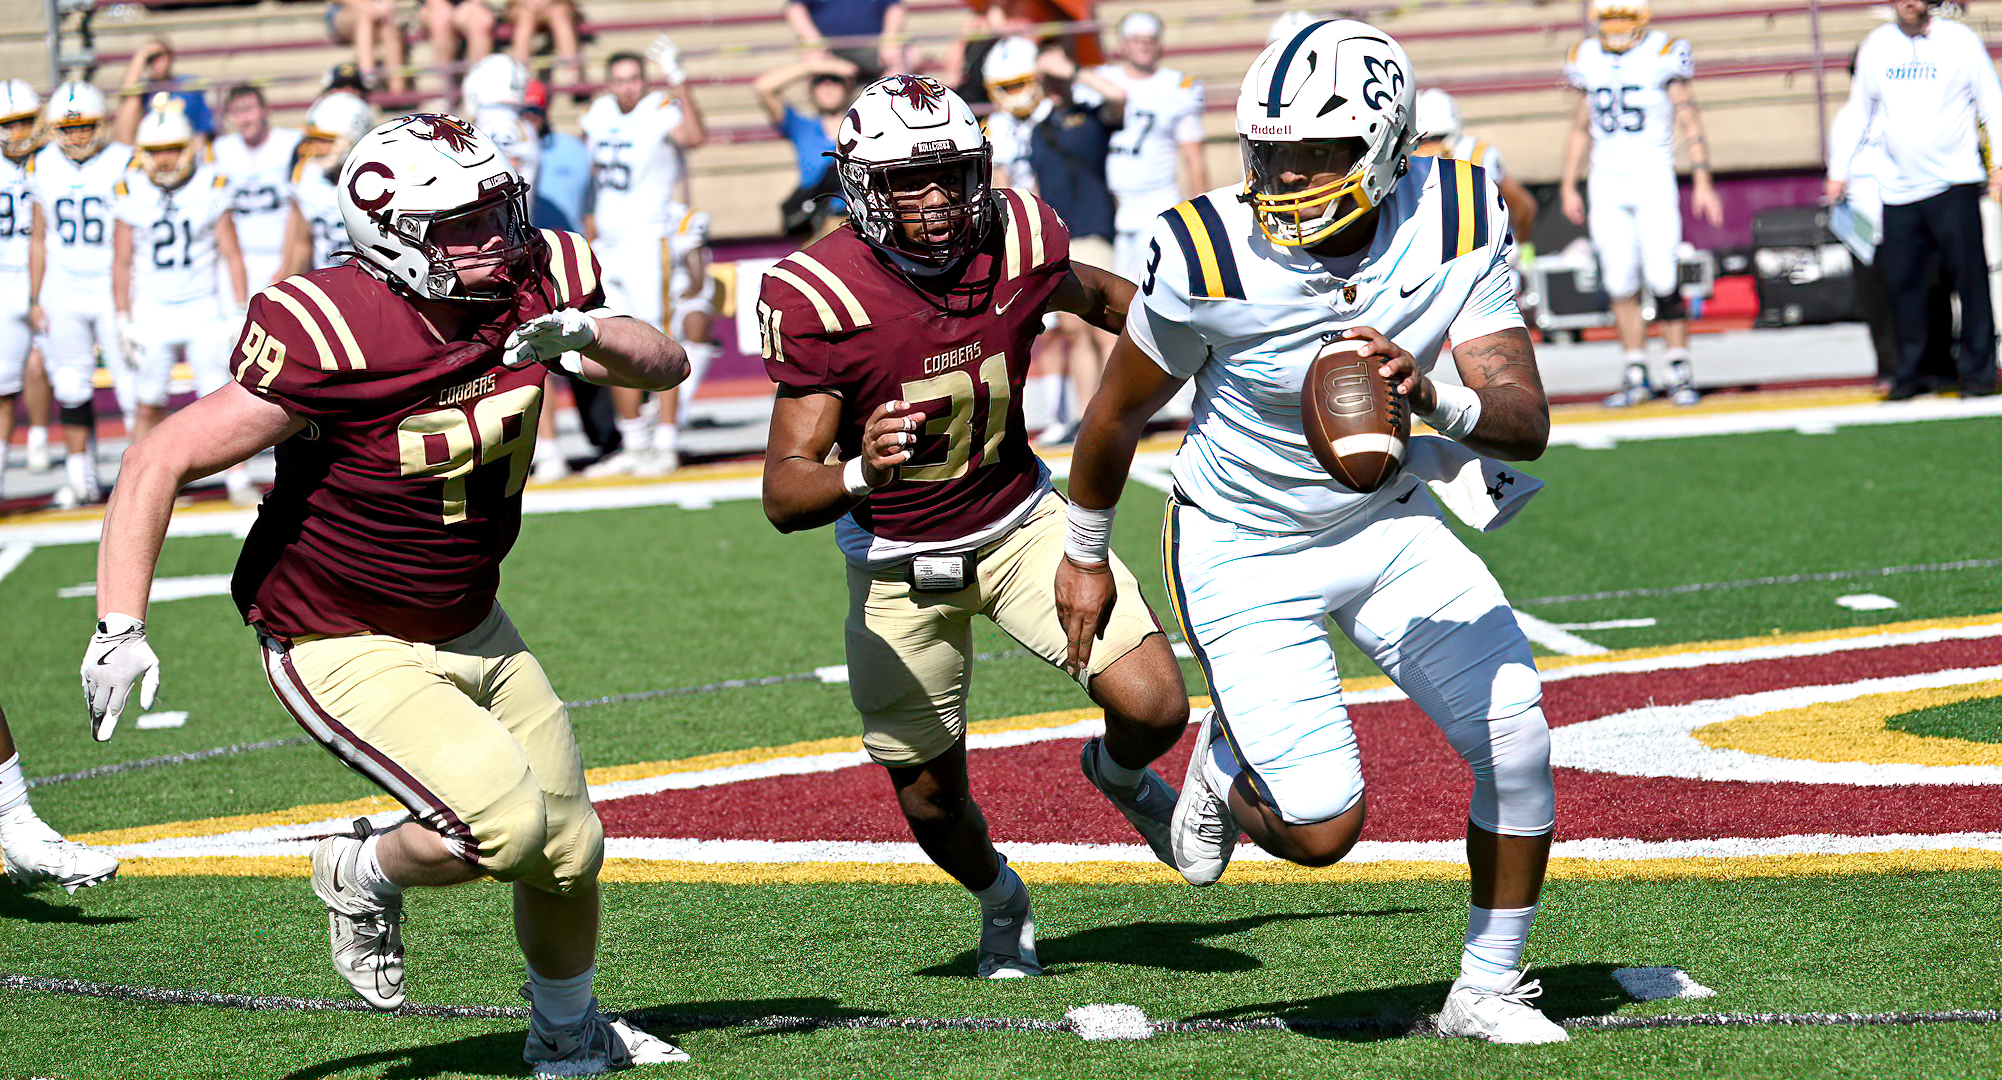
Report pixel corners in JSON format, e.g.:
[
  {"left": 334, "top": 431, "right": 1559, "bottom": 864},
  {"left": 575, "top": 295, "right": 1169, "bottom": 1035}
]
[{"left": 1885, "top": 696, "right": 2002, "bottom": 744}]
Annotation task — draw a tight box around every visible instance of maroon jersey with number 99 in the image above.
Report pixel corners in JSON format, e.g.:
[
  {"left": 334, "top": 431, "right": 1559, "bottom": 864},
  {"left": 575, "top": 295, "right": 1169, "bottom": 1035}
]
[
  {"left": 757, "top": 188, "right": 1071, "bottom": 545},
  {"left": 229, "top": 229, "right": 605, "bottom": 643}
]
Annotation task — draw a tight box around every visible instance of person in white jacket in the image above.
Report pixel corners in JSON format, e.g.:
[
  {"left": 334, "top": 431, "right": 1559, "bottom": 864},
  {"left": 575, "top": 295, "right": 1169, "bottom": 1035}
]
[{"left": 1826, "top": 0, "right": 2002, "bottom": 398}]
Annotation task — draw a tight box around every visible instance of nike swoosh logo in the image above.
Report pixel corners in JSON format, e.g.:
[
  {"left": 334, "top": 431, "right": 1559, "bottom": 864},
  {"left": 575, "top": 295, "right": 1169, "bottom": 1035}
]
[
  {"left": 1399, "top": 282, "right": 1424, "bottom": 298},
  {"left": 94, "top": 647, "right": 120, "bottom": 666},
  {"left": 995, "top": 291, "right": 1025, "bottom": 315}
]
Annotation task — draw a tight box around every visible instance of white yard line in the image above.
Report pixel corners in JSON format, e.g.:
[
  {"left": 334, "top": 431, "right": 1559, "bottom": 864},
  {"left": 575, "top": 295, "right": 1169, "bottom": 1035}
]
[
  {"left": 1513, "top": 611, "right": 1611, "bottom": 655},
  {"left": 0, "top": 541, "right": 33, "bottom": 586}
]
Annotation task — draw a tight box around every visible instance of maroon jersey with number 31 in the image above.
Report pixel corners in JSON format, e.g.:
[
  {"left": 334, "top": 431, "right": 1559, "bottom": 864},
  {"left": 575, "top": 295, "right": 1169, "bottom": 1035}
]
[
  {"left": 757, "top": 188, "right": 1071, "bottom": 545},
  {"left": 229, "top": 229, "right": 605, "bottom": 643}
]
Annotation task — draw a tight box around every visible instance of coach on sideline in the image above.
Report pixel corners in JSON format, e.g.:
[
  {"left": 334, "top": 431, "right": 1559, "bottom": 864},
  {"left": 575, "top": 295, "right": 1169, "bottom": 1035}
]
[{"left": 1827, "top": 0, "right": 2002, "bottom": 400}]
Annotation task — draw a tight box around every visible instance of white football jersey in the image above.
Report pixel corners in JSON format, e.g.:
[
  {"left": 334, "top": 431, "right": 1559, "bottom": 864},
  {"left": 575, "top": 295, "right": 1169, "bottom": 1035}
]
[
  {"left": 211, "top": 126, "right": 305, "bottom": 261},
  {"left": 1564, "top": 29, "right": 1693, "bottom": 175},
  {"left": 1095, "top": 64, "right": 1205, "bottom": 197},
  {"left": 28, "top": 141, "right": 135, "bottom": 281},
  {"left": 287, "top": 157, "right": 349, "bottom": 269},
  {"left": 115, "top": 162, "right": 232, "bottom": 306},
  {"left": 0, "top": 153, "right": 31, "bottom": 271},
  {"left": 581, "top": 91, "right": 687, "bottom": 240},
  {"left": 1432, "top": 133, "right": 1509, "bottom": 182},
  {"left": 1128, "top": 156, "right": 1522, "bottom": 534},
  {"left": 473, "top": 103, "right": 540, "bottom": 188},
  {"left": 984, "top": 107, "right": 1039, "bottom": 192}
]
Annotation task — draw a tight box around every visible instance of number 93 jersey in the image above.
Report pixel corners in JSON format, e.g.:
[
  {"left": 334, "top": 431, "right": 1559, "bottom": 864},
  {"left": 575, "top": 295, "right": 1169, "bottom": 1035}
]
[
  {"left": 757, "top": 189, "right": 1071, "bottom": 565},
  {"left": 1564, "top": 29, "right": 1693, "bottom": 175},
  {"left": 113, "top": 163, "right": 232, "bottom": 306},
  {"left": 229, "top": 229, "right": 606, "bottom": 644},
  {"left": 1127, "top": 157, "right": 1521, "bottom": 535}
]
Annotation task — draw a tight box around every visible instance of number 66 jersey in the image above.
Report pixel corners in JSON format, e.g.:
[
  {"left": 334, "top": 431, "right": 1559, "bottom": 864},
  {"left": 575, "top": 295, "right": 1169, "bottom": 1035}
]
[
  {"left": 229, "top": 229, "right": 605, "bottom": 644},
  {"left": 757, "top": 188, "right": 1071, "bottom": 566}
]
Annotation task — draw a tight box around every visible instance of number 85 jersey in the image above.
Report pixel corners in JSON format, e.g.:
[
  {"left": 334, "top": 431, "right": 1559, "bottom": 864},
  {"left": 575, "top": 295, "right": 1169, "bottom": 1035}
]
[
  {"left": 229, "top": 229, "right": 606, "bottom": 645},
  {"left": 1564, "top": 29, "right": 1693, "bottom": 176}
]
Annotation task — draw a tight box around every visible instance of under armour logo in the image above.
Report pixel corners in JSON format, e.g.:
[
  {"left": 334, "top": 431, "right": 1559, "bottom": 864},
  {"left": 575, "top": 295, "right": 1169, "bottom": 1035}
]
[{"left": 1486, "top": 471, "right": 1515, "bottom": 501}]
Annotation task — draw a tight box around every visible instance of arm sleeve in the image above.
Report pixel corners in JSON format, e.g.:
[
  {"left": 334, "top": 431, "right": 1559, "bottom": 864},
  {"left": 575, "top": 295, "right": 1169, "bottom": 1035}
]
[
  {"left": 1124, "top": 211, "right": 1211, "bottom": 379},
  {"left": 1449, "top": 177, "right": 1527, "bottom": 344},
  {"left": 1173, "top": 79, "right": 1206, "bottom": 145}
]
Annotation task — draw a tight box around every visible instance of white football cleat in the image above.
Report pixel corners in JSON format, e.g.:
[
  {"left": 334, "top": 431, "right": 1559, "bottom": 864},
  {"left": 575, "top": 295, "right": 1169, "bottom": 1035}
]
[
  {"left": 0, "top": 805, "right": 119, "bottom": 893},
  {"left": 310, "top": 820, "right": 405, "bottom": 1011},
  {"left": 524, "top": 997, "right": 690, "bottom": 1076},
  {"left": 1078, "top": 737, "right": 1177, "bottom": 867},
  {"left": 24, "top": 429, "right": 54, "bottom": 473},
  {"left": 532, "top": 451, "right": 572, "bottom": 485},
  {"left": 974, "top": 855, "right": 1043, "bottom": 979},
  {"left": 1169, "top": 709, "right": 1238, "bottom": 887},
  {"left": 1600, "top": 362, "right": 1655, "bottom": 409},
  {"left": 633, "top": 447, "right": 680, "bottom": 478},
  {"left": 1437, "top": 971, "right": 1570, "bottom": 1044},
  {"left": 582, "top": 448, "right": 648, "bottom": 479}
]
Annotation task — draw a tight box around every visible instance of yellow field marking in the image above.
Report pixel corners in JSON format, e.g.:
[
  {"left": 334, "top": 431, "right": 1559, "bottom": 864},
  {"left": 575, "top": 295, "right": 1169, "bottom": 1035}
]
[
  {"left": 76, "top": 796, "right": 400, "bottom": 848},
  {"left": 1696, "top": 680, "right": 2002, "bottom": 766}
]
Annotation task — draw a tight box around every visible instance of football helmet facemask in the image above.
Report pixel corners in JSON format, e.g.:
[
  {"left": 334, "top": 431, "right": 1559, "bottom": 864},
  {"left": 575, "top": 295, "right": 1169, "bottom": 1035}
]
[
  {"left": 1236, "top": 20, "right": 1415, "bottom": 248},
  {"left": 44, "top": 81, "right": 109, "bottom": 163},
  {"left": 0, "top": 79, "right": 41, "bottom": 160},
  {"left": 1593, "top": 0, "right": 1651, "bottom": 53},
  {"left": 135, "top": 96, "right": 198, "bottom": 190},
  {"left": 832, "top": 75, "right": 994, "bottom": 269},
  {"left": 338, "top": 113, "right": 539, "bottom": 303},
  {"left": 981, "top": 37, "right": 1044, "bottom": 120}
]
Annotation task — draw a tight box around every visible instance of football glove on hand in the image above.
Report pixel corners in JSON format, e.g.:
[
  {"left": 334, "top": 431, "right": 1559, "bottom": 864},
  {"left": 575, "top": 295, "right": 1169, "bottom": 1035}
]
[
  {"left": 504, "top": 309, "right": 597, "bottom": 373},
  {"left": 82, "top": 613, "right": 160, "bottom": 742},
  {"left": 648, "top": 35, "right": 687, "bottom": 88},
  {"left": 115, "top": 315, "right": 146, "bottom": 366}
]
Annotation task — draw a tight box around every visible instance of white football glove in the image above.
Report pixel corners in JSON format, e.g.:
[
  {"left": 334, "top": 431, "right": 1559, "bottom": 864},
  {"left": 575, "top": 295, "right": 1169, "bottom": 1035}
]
[
  {"left": 504, "top": 309, "right": 598, "bottom": 373},
  {"left": 648, "top": 35, "right": 687, "bottom": 88},
  {"left": 115, "top": 315, "right": 146, "bottom": 366},
  {"left": 81, "top": 613, "right": 160, "bottom": 742}
]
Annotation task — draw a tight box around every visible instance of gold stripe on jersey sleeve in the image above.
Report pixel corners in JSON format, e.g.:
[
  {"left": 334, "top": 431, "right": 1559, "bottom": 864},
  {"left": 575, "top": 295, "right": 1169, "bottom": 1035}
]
[
  {"left": 765, "top": 264, "right": 841, "bottom": 333},
  {"left": 286, "top": 276, "right": 366, "bottom": 370},
  {"left": 1453, "top": 159, "right": 1478, "bottom": 258},
  {"left": 1025, "top": 192, "right": 1045, "bottom": 268},
  {"left": 788, "top": 253, "right": 869, "bottom": 329},
  {"left": 264, "top": 283, "right": 339, "bottom": 372},
  {"left": 571, "top": 233, "right": 598, "bottom": 297},
  {"left": 1001, "top": 190, "right": 1024, "bottom": 280},
  {"left": 1173, "top": 202, "right": 1225, "bottom": 300},
  {"left": 541, "top": 229, "right": 574, "bottom": 305}
]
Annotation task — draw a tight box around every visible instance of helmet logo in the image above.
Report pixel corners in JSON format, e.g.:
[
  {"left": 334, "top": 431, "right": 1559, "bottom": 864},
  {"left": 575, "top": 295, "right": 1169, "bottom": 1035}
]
[
  {"left": 1360, "top": 56, "right": 1404, "bottom": 111},
  {"left": 885, "top": 75, "right": 943, "bottom": 113},
  {"left": 838, "top": 108, "right": 861, "bottom": 154},
  {"left": 408, "top": 113, "right": 478, "bottom": 152},
  {"left": 348, "top": 161, "right": 395, "bottom": 213}
]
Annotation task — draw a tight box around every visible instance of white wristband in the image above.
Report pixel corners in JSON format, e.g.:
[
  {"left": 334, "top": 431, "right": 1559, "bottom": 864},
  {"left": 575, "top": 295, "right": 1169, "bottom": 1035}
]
[
  {"left": 1064, "top": 503, "right": 1115, "bottom": 566},
  {"left": 1421, "top": 381, "right": 1483, "bottom": 441},
  {"left": 841, "top": 454, "right": 876, "bottom": 498}
]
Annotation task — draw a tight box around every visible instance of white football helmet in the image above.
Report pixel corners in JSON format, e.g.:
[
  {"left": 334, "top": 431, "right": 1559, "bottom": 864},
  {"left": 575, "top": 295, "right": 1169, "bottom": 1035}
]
[
  {"left": 338, "top": 113, "right": 537, "bottom": 303},
  {"left": 134, "top": 94, "right": 198, "bottom": 190},
  {"left": 833, "top": 75, "right": 994, "bottom": 268},
  {"left": 981, "top": 37, "right": 1043, "bottom": 120},
  {"left": 302, "top": 91, "right": 375, "bottom": 179},
  {"left": 1593, "top": 0, "right": 1651, "bottom": 52},
  {"left": 1236, "top": 19, "right": 1415, "bottom": 247},
  {"left": 0, "top": 79, "right": 41, "bottom": 159},
  {"left": 461, "top": 53, "right": 529, "bottom": 113},
  {"left": 44, "top": 81, "right": 109, "bottom": 162},
  {"left": 1414, "top": 87, "right": 1461, "bottom": 144}
]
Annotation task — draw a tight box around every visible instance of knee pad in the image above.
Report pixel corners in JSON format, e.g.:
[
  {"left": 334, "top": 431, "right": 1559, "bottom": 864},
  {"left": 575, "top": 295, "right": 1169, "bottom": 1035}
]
[
  {"left": 58, "top": 400, "right": 94, "bottom": 427},
  {"left": 1441, "top": 705, "right": 1554, "bottom": 836},
  {"left": 1653, "top": 288, "right": 1688, "bottom": 321},
  {"left": 473, "top": 792, "right": 550, "bottom": 882}
]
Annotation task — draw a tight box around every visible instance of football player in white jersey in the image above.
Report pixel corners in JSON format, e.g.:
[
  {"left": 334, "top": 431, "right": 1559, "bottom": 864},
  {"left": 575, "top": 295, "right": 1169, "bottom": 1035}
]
[
  {"left": 462, "top": 54, "right": 541, "bottom": 188},
  {"left": 0, "top": 80, "right": 43, "bottom": 495},
  {"left": 981, "top": 36, "right": 1042, "bottom": 193},
  {"left": 211, "top": 85, "right": 305, "bottom": 291},
  {"left": 1059, "top": 22, "right": 1568, "bottom": 1045},
  {"left": 580, "top": 40, "right": 708, "bottom": 476},
  {"left": 1560, "top": 0, "right": 1722, "bottom": 407},
  {"left": 28, "top": 81, "right": 134, "bottom": 506},
  {"left": 1094, "top": 11, "right": 1210, "bottom": 284},
  {"left": 112, "top": 101, "right": 248, "bottom": 443},
  {"left": 1412, "top": 88, "right": 1536, "bottom": 247},
  {"left": 280, "top": 92, "right": 375, "bottom": 277}
]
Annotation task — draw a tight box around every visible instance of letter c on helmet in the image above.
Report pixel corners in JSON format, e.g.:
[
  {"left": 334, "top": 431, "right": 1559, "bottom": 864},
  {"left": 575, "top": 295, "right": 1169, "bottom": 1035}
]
[{"left": 348, "top": 161, "right": 395, "bottom": 213}]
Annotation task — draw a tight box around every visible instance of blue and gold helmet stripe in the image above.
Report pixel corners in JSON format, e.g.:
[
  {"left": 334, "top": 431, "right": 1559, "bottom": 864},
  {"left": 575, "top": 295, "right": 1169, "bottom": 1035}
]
[
  {"left": 1438, "top": 158, "right": 1489, "bottom": 262},
  {"left": 1165, "top": 196, "right": 1246, "bottom": 301},
  {"left": 1264, "top": 20, "right": 1333, "bottom": 117}
]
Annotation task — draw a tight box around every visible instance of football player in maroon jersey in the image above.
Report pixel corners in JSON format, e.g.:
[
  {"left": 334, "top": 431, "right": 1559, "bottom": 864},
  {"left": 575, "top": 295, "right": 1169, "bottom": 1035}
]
[
  {"left": 84, "top": 115, "right": 690, "bottom": 1073},
  {"left": 758, "top": 76, "right": 1190, "bottom": 979}
]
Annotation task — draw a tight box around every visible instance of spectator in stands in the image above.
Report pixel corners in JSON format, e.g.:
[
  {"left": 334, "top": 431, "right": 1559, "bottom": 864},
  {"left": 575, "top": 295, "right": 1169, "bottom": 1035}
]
[
  {"left": 423, "top": 0, "right": 496, "bottom": 82},
  {"left": 328, "top": 0, "right": 410, "bottom": 94},
  {"left": 112, "top": 37, "right": 213, "bottom": 144},
  {"left": 508, "top": 0, "right": 584, "bottom": 91},
  {"left": 1024, "top": 41, "right": 1122, "bottom": 445},
  {"left": 323, "top": 60, "right": 375, "bottom": 100},
  {"left": 1827, "top": 0, "right": 2002, "bottom": 399},
  {"left": 754, "top": 54, "right": 856, "bottom": 235},
  {"left": 524, "top": 80, "right": 590, "bottom": 233},
  {"left": 785, "top": 0, "right": 906, "bottom": 82}
]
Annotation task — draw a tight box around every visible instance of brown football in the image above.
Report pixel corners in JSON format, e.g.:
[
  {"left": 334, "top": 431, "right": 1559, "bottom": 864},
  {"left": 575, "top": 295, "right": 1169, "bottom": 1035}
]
[{"left": 1300, "top": 336, "right": 1410, "bottom": 493}]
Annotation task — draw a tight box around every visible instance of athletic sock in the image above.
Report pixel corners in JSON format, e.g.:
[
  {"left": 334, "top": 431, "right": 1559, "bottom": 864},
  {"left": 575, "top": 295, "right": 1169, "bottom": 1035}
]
[
  {"left": 614, "top": 415, "right": 651, "bottom": 456},
  {"left": 1038, "top": 373, "right": 1067, "bottom": 425},
  {"left": 64, "top": 453, "right": 95, "bottom": 496},
  {"left": 1458, "top": 903, "right": 1537, "bottom": 992},
  {"left": 25, "top": 425, "right": 47, "bottom": 457},
  {"left": 0, "top": 753, "right": 28, "bottom": 815},
  {"left": 677, "top": 342, "right": 716, "bottom": 413},
  {"left": 1094, "top": 739, "right": 1145, "bottom": 789},
  {"left": 653, "top": 422, "right": 680, "bottom": 456},
  {"left": 353, "top": 832, "right": 403, "bottom": 902},
  {"left": 970, "top": 858, "right": 1024, "bottom": 912},
  {"left": 527, "top": 963, "right": 596, "bottom": 1030}
]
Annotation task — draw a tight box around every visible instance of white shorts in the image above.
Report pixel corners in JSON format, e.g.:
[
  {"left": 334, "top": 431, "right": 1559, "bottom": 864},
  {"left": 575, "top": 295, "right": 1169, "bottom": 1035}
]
[
  {"left": 131, "top": 295, "right": 234, "bottom": 406},
  {"left": 0, "top": 267, "right": 31, "bottom": 397},
  {"left": 41, "top": 277, "right": 121, "bottom": 408},
  {"left": 1587, "top": 167, "right": 1682, "bottom": 302},
  {"left": 1164, "top": 487, "right": 1543, "bottom": 826},
  {"left": 597, "top": 238, "right": 666, "bottom": 329},
  {"left": 1113, "top": 184, "right": 1181, "bottom": 284}
]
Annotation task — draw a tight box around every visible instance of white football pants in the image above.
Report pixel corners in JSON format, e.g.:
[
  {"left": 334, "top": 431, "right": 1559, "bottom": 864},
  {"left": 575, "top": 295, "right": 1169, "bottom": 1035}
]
[
  {"left": 130, "top": 295, "right": 234, "bottom": 407},
  {"left": 597, "top": 236, "right": 667, "bottom": 329},
  {"left": 0, "top": 267, "right": 31, "bottom": 396},
  {"left": 41, "top": 275, "right": 123, "bottom": 409},
  {"left": 1113, "top": 183, "right": 1182, "bottom": 285},
  {"left": 1587, "top": 166, "right": 1682, "bottom": 302}
]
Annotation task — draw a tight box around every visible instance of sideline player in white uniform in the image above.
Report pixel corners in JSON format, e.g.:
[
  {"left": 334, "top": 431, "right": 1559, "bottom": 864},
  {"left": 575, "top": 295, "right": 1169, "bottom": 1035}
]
[
  {"left": 211, "top": 85, "right": 304, "bottom": 292},
  {"left": 28, "top": 81, "right": 133, "bottom": 506},
  {"left": 0, "top": 80, "right": 43, "bottom": 495},
  {"left": 280, "top": 92, "right": 375, "bottom": 276},
  {"left": 1094, "top": 11, "right": 1209, "bottom": 283},
  {"left": 1412, "top": 88, "right": 1537, "bottom": 250},
  {"left": 1560, "top": 0, "right": 1722, "bottom": 406},
  {"left": 112, "top": 101, "right": 248, "bottom": 441},
  {"left": 580, "top": 40, "right": 708, "bottom": 476},
  {"left": 981, "top": 36, "right": 1043, "bottom": 193},
  {"left": 1059, "top": 21, "right": 1568, "bottom": 1045},
  {"left": 462, "top": 54, "right": 541, "bottom": 187}
]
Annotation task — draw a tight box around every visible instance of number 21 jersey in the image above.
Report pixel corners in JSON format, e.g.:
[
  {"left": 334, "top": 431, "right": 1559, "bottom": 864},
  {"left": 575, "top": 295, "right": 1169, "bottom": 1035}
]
[
  {"left": 1564, "top": 29, "right": 1693, "bottom": 176},
  {"left": 113, "top": 162, "right": 232, "bottom": 306}
]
